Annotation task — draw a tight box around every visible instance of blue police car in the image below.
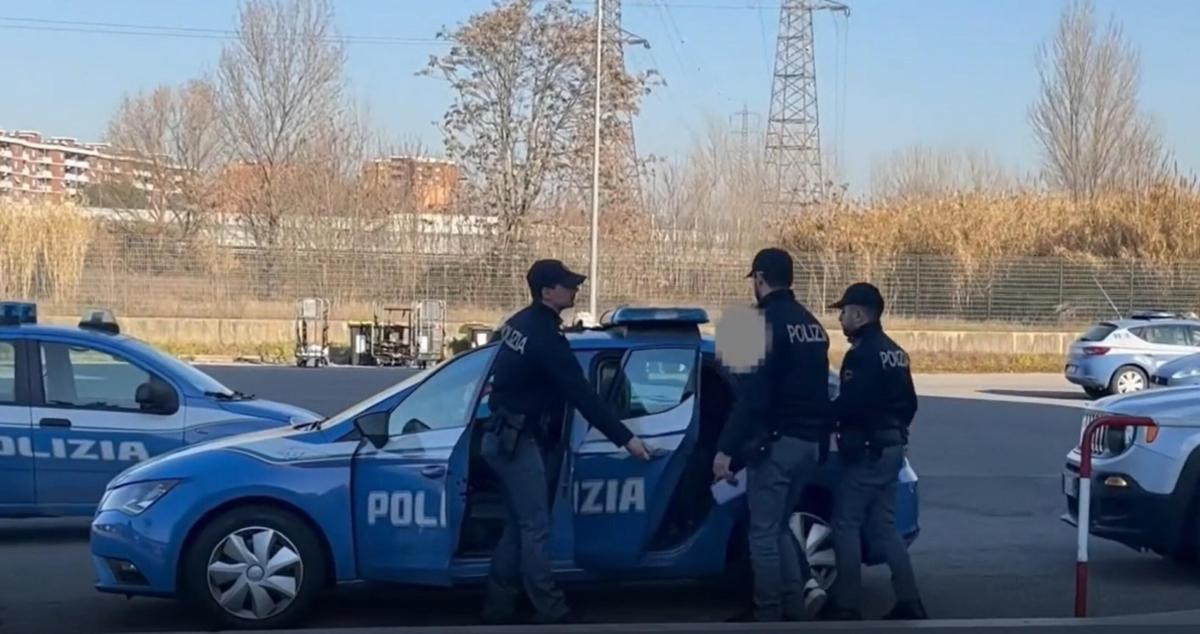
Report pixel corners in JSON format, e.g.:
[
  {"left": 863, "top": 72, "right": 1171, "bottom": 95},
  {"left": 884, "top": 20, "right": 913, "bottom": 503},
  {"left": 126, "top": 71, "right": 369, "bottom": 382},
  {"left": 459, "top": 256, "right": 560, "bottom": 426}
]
[
  {"left": 0, "top": 302, "right": 321, "bottom": 518},
  {"left": 91, "top": 307, "right": 919, "bottom": 629}
]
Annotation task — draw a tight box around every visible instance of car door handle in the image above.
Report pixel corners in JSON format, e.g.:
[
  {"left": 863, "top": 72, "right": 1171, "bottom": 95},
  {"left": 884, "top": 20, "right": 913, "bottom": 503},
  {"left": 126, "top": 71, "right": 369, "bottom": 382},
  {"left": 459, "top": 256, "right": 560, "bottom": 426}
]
[
  {"left": 39, "top": 418, "right": 72, "bottom": 428},
  {"left": 420, "top": 465, "right": 446, "bottom": 478}
]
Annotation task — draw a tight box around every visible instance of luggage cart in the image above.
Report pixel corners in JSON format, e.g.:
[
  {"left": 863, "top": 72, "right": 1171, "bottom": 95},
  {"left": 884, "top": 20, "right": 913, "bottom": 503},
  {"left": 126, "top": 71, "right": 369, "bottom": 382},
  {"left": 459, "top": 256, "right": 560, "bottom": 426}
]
[{"left": 294, "top": 297, "right": 330, "bottom": 367}]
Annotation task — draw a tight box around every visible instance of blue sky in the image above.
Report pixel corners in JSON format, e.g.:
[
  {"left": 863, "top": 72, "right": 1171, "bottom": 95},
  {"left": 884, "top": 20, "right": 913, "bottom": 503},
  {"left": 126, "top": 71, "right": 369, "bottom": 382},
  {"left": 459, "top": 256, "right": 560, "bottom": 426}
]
[{"left": 2, "top": 0, "right": 1196, "bottom": 192}]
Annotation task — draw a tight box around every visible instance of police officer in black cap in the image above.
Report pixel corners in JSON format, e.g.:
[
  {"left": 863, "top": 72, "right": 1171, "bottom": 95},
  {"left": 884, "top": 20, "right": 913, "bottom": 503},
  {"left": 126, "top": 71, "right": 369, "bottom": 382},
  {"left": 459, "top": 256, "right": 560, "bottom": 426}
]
[
  {"left": 714, "top": 247, "right": 834, "bottom": 621},
  {"left": 822, "top": 282, "right": 926, "bottom": 621},
  {"left": 480, "top": 259, "right": 652, "bottom": 625}
]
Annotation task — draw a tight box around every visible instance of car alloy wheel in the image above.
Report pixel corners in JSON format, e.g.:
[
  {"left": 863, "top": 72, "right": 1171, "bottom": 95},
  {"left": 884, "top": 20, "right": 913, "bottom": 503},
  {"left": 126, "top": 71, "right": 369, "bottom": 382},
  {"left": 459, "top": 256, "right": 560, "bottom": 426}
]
[
  {"left": 789, "top": 511, "right": 836, "bottom": 591},
  {"left": 1115, "top": 370, "right": 1146, "bottom": 393},
  {"left": 207, "top": 526, "right": 304, "bottom": 621}
]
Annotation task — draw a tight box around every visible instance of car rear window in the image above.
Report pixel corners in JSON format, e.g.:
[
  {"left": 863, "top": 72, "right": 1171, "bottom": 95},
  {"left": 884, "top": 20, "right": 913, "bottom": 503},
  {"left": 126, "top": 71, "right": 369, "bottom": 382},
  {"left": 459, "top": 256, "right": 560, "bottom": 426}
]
[{"left": 1080, "top": 323, "right": 1117, "bottom": 342}]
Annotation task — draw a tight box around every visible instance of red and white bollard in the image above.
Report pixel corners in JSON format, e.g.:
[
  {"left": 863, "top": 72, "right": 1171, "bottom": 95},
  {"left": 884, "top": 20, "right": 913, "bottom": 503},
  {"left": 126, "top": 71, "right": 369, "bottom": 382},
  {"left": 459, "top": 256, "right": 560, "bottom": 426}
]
[{"left": 1074, "top": 414, "right": 1155, "bottom": 618}]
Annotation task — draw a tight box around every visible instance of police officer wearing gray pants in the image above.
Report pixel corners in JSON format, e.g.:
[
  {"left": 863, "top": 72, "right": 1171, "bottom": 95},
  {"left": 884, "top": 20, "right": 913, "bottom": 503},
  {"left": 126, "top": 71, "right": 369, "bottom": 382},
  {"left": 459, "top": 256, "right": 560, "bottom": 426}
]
[
  {"left": 714, "top": 248, "right": 834, "bottom": 622},
  {"left": 823, "top": 282, "right": 927, "bottom": 621},
  {"left": 481, "top": 260, "right": 652, "bottom": 625}
]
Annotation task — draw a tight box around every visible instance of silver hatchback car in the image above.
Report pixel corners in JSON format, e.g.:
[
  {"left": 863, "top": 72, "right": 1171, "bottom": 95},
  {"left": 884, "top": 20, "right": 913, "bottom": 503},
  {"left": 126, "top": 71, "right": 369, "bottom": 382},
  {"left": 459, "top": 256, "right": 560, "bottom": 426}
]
[{"left": 1065, "top": 315, "right": 1200, "bottom": 398}]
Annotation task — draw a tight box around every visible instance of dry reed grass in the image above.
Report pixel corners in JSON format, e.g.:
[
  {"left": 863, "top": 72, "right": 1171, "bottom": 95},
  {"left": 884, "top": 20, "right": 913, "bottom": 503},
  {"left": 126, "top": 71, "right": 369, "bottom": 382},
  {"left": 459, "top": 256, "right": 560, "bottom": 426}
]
[{"left": 0, "top": 200, "right": 94, "bottom": 302}]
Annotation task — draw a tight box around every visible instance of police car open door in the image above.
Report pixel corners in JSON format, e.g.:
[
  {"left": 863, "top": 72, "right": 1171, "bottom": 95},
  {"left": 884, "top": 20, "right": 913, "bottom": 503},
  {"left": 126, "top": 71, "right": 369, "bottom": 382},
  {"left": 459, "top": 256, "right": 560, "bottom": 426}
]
[
  {"left": 572, "top": 344, "right": 700, "bottom": 569},
  {"left": 351, "top": 345, "right": 497, "bottom": 586}
]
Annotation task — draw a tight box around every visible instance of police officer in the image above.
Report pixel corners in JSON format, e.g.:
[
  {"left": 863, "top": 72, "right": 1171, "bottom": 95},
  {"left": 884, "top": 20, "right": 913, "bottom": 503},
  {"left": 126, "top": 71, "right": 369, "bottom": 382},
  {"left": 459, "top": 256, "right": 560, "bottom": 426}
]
[
  {"left": 481, "top": 259, "right": 653, "bottom": 625},
  {"left": 823, "top": 282, "right": 926, "bottom": 621},
  {"left": 713, "top": 247, "right": 834, "bottom": 622}
]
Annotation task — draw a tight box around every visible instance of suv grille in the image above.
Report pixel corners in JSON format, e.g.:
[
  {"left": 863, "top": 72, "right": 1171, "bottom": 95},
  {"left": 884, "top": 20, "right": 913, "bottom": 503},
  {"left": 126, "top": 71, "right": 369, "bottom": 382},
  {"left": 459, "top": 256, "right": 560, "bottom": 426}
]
[{"left": 1079, "top": 409, "right": 1129, "bottom": 456}]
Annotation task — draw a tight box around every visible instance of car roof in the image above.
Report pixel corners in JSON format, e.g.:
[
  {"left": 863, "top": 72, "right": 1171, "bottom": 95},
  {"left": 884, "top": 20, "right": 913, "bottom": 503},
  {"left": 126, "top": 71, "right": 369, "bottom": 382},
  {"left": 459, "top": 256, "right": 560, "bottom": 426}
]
[
  {"left": 564, "top": 328, "right": 716, "bottom": 353},
  {"left": 0, "top": 323, "right": 135, "bottom": 343},
  {"left": 1106, "top": 318, "right": 1200, "bottom": 329}
]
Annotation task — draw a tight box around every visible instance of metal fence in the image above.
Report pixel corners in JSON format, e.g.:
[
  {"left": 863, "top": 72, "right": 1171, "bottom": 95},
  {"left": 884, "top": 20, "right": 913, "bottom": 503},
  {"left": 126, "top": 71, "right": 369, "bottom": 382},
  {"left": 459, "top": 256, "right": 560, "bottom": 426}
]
[{"left": 25, "top": 227, "right": 1200, "bottom": 326}]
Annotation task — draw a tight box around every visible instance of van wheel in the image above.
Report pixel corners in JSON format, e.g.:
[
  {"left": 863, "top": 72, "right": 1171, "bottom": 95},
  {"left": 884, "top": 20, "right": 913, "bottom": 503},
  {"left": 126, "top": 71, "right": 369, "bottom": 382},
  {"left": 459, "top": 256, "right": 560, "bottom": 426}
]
[
  {"left": 181, "top": 506, "right": 326, "bottom": 630},
  {"left": 1110, "top": 366, "right": 1147, "bottom": 395}
]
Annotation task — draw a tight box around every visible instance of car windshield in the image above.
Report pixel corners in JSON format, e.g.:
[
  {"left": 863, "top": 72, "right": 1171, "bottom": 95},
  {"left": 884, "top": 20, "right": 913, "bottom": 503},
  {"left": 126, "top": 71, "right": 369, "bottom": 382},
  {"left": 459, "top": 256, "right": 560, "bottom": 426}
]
[
  {"left": 1080, "top": 323, "right": 1117, "bottom": 342},
  {"left": 317, "top": 362, "right": 443, "bottom": 430},
  {"left": 118, "top": 336, "right": 236, "bottom": 396}
]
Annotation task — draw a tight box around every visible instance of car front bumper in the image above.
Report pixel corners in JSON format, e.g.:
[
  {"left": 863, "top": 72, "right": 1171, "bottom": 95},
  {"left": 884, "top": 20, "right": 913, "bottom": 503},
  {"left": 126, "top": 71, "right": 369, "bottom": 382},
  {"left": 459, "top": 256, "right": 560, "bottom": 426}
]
[
  {"left": 90, "top": 488, "right": 194, "bottom": 597},
  {"left": 1060, "top": 464, "right": 1172, "bottom": 553}
]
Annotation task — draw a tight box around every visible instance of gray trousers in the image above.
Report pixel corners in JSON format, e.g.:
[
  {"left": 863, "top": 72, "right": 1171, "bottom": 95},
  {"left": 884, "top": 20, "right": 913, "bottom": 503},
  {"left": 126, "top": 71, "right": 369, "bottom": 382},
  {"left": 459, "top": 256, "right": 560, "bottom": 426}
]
[
  {"left": 480, "top": 431, "right": 568, "bottom": 622},
  {"left": 746, "top": 435, "right": 820, "bottom": 621},
  {"left": 831, "top": 444, "right": 920, "bottom": 611}
]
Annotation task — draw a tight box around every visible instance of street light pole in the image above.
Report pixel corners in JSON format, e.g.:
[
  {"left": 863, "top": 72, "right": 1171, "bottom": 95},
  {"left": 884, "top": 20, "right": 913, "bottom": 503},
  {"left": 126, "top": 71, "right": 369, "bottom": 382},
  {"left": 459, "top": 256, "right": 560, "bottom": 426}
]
[{"left": 588, "top": 0, "right": 604, "bottom": 319}]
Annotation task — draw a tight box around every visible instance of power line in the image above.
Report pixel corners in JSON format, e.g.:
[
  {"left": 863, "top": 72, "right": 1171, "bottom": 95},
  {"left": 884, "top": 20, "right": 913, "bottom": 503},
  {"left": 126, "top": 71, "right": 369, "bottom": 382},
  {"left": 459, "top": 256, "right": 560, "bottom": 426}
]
[{"left": 0, "top": 16, "right": 448, "bottom": 45}]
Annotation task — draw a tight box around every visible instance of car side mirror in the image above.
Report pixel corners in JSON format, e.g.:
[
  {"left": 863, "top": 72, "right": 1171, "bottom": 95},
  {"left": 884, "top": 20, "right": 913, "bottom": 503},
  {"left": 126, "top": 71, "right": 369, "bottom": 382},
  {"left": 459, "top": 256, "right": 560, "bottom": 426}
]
[
  {"left": 136, "top": 379, "right": 178, "bottom": 414},
  {"left": 354, "top": 411, "right": 390, "bottom": 449}
]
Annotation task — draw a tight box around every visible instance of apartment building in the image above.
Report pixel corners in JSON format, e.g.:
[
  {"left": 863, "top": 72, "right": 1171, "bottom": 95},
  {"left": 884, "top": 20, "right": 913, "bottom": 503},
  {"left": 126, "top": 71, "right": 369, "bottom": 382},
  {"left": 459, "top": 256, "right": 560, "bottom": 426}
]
[
  {"left": 366, "top": 155, "right": 461, "bottom": 211},
  {"left": 0, "top": 129, "right": 172, "bottom": 202}
]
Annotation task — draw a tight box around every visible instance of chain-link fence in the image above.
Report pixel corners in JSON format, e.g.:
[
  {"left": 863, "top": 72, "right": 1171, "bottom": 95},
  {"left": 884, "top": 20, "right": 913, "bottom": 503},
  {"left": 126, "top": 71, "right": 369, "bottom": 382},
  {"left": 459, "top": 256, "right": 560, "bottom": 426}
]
[{"left": 26, "top": 225, "right": 1199, "bottom": 327}]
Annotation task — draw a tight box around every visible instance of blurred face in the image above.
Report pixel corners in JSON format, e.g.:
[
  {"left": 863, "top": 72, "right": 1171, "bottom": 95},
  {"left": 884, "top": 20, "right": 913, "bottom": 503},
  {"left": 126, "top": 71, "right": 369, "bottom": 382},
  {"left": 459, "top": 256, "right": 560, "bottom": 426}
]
[{"left": 542, "top": 283, "right": 578, "bottom": 311}]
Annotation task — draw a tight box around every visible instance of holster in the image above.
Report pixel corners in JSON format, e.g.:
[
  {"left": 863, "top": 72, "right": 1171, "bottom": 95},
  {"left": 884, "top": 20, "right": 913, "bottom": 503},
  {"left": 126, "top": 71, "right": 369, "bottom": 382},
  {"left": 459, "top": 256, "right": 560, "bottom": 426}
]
[{"left": 489, "top": 409, "right": 526, "bottom": 457}]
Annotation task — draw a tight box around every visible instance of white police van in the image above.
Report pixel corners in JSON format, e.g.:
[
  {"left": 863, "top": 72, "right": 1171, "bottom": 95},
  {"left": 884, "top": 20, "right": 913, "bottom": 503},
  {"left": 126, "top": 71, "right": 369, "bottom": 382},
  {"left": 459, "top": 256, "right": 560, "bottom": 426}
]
[{"left": 0, "top": 302, "right": 320, "bottom": 518}]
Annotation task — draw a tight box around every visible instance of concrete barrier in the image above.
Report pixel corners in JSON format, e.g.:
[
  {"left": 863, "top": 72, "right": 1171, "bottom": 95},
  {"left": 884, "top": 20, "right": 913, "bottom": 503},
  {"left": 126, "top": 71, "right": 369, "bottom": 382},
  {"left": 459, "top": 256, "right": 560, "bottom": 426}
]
[{"left": 44, "top": 315, "right": 1079, "bottom": 356}]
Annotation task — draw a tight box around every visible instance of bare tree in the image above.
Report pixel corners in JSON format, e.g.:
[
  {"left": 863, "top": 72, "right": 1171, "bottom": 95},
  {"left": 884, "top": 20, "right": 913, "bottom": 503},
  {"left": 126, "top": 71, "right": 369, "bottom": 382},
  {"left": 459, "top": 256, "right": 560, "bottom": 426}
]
[
  {"left": 1030, "top": 0, "right": 1168, "bottom": 202},
  {"left": 870, "top": 146, "right": 1015, "bottom": 201},
  {"left": 424, "top": 0, "right": 651, "bottom": 243},
  {"left": 99, "top": 79, "right": 223, "bottom": 242},
  {"left": 216, "top": 0, "right": 347, "bottom": 251}
]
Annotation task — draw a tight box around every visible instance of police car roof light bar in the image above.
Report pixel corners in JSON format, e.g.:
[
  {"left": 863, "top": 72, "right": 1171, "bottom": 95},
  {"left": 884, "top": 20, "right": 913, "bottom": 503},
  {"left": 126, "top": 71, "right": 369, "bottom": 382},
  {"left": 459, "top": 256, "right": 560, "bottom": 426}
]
[
  {"left": 0, "top": 301, "right": 37, "bottom": 326},
  {"left": 600, "top": 307, "right": 710, "bottom": 328},
  {"left": 79, "top": 308, "right": 120, "bottom": 335}
]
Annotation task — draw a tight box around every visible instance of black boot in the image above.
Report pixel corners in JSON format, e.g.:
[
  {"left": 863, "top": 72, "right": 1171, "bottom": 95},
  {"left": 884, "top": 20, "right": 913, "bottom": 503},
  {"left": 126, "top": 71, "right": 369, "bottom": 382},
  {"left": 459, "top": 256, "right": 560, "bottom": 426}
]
[{"left": 883, "top": 600, "right": 928, "bottom": 620}]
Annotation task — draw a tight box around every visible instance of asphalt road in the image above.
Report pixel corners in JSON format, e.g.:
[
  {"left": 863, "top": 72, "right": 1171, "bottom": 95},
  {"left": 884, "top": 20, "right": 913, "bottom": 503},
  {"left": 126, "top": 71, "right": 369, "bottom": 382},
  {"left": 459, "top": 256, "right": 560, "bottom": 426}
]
[{"left": 2, "top": 369, "right": 1200, "bottom": 633}]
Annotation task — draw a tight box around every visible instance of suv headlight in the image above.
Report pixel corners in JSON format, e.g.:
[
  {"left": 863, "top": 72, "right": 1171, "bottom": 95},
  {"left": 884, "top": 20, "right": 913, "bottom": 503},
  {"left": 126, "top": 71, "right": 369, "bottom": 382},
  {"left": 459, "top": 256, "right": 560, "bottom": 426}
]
[{"left": 99, "top": 480, "right": 179, "bottom": 516}]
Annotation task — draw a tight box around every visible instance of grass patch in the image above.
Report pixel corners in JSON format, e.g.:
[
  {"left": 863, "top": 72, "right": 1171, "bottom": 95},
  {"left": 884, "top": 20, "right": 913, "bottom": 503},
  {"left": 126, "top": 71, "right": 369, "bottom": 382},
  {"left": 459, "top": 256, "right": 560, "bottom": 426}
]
[{"left": 905, "top": 352, "right": 1064, "bottom": 374}]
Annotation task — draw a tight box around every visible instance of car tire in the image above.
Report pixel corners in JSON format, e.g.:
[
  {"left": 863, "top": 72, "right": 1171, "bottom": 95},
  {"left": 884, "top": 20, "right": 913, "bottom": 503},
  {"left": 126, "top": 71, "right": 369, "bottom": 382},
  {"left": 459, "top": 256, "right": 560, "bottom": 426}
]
[
  {"left": 181, "top": 505, "right": 327, "bottom": 631},
  {"left": 1109, "top": 366, "right": 1148, "bottom": 395},
  {"left": 717, "top": 505, "right": 837, "bottom": 595}
]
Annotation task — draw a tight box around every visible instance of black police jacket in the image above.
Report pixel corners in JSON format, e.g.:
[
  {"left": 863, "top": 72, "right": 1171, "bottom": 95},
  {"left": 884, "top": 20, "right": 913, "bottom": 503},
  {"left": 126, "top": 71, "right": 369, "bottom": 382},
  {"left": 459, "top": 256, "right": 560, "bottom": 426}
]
[
  {"left": 488, "top": 302, "right": 634, "bottom": 448},
  {"left": 717, "top": 289, "right": 834, "bottom": 456},
  {"left": 834, "top": 321, "right": 918, "bottom": 441}
]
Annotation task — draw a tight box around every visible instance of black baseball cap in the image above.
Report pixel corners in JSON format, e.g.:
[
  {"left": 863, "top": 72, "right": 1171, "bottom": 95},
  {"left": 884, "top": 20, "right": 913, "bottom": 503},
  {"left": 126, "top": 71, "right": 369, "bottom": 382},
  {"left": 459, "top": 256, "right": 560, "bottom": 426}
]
[
  {"left": 746, "top": 247, "right": 794, "bottom": 285},
  {"left": 829, "top": 281, "right": 885, "bottom": 313},
  {"left": 527, "top": 259, "right": 587, "bottom": 292}
]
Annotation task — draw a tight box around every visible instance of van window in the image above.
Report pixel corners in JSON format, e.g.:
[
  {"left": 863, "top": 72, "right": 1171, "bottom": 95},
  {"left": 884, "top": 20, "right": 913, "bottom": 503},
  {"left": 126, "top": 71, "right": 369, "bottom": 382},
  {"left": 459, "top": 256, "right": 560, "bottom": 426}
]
[{"left": 1080, "top": 323, "right": 1117, "bottom": 342}]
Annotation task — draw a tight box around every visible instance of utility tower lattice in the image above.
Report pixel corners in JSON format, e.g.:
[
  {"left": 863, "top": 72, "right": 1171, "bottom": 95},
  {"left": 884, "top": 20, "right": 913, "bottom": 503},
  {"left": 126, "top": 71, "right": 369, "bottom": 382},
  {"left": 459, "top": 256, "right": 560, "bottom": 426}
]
[
  {"left": 765, "top": 0, "right": 848, "bottom": 210},
  {"left": 596, "top": 0, "right": 644, "bottom": 217}
]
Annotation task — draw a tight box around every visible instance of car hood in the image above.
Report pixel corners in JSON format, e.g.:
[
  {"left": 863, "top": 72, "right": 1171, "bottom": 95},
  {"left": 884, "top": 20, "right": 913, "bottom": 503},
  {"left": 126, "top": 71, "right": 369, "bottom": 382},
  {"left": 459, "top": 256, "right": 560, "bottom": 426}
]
[
  {"left": 1092, "top": 385, "right": 1200, "bottom": 426},
  {"left": 108, "top": 423, "right": 339, "bottom": 488},
  {"left": 217, "top": 398, "right": 321, "bottom": 424}
]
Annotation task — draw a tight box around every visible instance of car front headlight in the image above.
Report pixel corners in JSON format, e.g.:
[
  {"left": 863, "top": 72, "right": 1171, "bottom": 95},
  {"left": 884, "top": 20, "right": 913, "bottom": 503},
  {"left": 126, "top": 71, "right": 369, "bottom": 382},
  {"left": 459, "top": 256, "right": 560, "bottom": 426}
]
[
  {"left": 1173, "top": 366, "right": 1200, "bottom": 379},
  {"left": 99, "top": 480, "right": 179, "bottom": 516}
]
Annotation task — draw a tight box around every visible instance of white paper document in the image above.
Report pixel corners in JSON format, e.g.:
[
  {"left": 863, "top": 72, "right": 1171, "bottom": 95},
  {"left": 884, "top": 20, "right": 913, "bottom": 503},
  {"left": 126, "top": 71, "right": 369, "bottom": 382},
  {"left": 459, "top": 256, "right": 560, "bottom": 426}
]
[{"left": 711, "top": 469, "right": 747, "bottom": 504}]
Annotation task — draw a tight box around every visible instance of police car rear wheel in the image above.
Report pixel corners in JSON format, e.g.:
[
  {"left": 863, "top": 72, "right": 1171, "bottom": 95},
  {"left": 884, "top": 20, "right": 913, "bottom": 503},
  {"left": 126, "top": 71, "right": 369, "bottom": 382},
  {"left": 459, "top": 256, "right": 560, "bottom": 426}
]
[
  {"left": 184, "top": 506, "right": 326, "bottom": 630},
  {"left": 790, "top": 512, "right": 836, "bottom": 592},
  {"left": 1111, "top": 366, "right": 1147, "bottom": 395}
]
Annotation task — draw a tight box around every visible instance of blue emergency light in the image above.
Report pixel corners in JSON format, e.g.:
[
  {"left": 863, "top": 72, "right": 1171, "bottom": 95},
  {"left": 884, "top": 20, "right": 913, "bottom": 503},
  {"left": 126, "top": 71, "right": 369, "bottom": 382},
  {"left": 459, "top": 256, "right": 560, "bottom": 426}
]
[
  {"left": 0, "top": 301, "right": 37, "bottom": 326},
  {"left": 600, "top": 307, "right": 710, "bottom": 328}
]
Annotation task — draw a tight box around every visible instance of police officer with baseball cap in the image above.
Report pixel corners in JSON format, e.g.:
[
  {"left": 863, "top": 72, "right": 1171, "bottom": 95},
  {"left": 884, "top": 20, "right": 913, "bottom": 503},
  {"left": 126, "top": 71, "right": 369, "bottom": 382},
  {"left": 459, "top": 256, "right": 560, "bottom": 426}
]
[
  {"left": 480, "top": 259, "right": 652, "bottom": 625},
  {"left": 821, "top": 282, "right": 926, "bottom": 621},
  {"left": 714, "top": 247, "right": 834, "bottom": 621}
]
